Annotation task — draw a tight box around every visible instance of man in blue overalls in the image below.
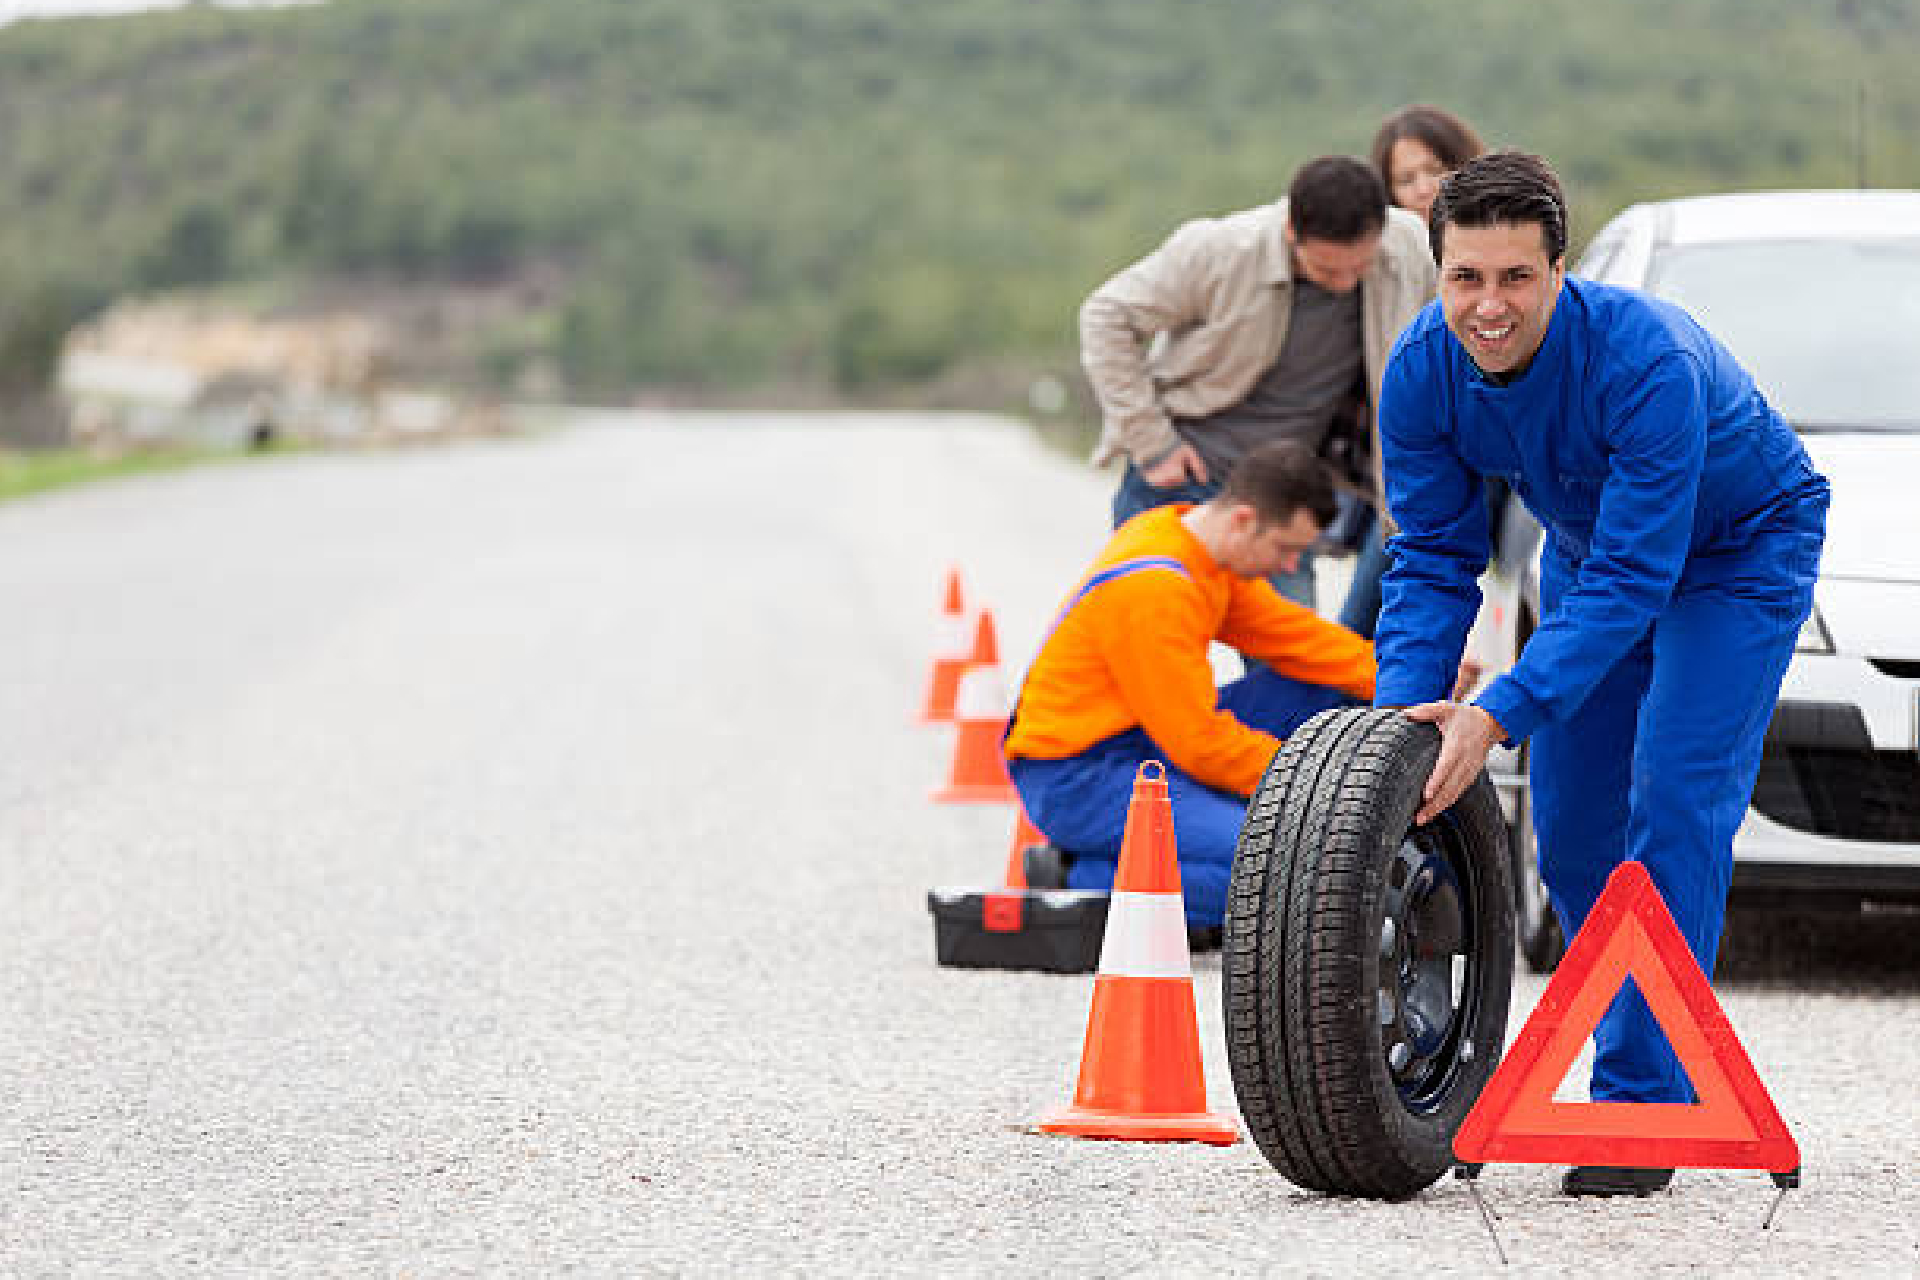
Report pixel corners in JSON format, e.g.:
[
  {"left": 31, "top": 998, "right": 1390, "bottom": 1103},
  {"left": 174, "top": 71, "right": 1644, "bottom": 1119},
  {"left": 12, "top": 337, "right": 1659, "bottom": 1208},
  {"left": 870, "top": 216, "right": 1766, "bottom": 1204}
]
[{"left": 1370, "top": 153, "right": 1828, "bottom": 1197}]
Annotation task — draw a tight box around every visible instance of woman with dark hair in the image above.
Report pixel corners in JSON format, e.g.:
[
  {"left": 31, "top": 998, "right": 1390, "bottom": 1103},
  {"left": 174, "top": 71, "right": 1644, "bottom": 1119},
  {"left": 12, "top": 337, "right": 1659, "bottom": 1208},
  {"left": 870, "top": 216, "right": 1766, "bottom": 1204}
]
[
  {"left": 1337, "top": 106, "right": 1488, "bottom": 639},
  {"left": 1369, "top": 105, "right": 1487, "bottom": 225}
]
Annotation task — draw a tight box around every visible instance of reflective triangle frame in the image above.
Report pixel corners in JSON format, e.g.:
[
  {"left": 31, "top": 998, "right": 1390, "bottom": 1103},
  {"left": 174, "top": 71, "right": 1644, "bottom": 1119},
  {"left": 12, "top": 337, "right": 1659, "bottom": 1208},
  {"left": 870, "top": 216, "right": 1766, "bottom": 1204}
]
[{"left": 1455, "top": 861, "right": 1799, "bottom": 1173}]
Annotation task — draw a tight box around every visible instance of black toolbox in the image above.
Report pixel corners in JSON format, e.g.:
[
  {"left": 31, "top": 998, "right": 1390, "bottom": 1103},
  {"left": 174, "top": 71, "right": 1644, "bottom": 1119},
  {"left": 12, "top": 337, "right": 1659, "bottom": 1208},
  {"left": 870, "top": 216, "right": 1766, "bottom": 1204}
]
[{"left": 926, "top": 887, "right": 1110, "bottom": 973}]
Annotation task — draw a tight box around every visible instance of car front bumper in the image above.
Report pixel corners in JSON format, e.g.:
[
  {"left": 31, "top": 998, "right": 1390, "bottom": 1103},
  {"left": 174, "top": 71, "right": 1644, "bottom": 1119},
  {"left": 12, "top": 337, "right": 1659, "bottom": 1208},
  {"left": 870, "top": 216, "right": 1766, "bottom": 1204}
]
[{"left": 1734, "top": 652, "right": 1920, "bottom": 904}]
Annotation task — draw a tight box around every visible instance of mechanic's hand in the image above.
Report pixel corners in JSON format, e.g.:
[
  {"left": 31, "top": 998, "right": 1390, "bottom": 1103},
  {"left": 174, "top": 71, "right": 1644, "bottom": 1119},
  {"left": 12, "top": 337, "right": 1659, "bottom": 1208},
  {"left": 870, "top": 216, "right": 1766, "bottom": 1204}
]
[
  {"left": 1142, "top": 442, "right": 1209, "bottom": 488},
  {"left": 1450, "top": 655, "right": 1486, "bottom": 701},
  {"left": 1402, "top": 701, "right": 1507, "bottom": 826}
]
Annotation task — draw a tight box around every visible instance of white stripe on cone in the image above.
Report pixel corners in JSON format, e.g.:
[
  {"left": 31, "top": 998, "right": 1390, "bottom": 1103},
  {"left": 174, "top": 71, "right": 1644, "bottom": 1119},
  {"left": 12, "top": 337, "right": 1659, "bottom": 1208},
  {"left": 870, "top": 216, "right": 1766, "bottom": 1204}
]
[
  {"left": 932, "top": 613, "right": 971, "bottom": 658},
  {"left": 1097, "top": 891, "right": 1191, "bottom": 979},
  {"left": 953, "top": 663, "right": 1010, "bottom": 721}
]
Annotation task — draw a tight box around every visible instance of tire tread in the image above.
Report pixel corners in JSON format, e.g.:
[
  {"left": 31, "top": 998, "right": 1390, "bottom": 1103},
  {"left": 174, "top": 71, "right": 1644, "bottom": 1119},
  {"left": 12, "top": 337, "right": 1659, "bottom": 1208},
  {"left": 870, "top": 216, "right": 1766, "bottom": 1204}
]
[{"left": 1223, "top": 708, "right": 1514, "bottom": 1199}]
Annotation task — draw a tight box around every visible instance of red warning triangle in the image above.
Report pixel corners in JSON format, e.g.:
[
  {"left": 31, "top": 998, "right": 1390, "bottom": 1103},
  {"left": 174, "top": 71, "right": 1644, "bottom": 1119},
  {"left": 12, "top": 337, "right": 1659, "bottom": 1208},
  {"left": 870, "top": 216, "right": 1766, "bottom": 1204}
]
[{"left": 1455, "top": 861, "right": 1799, "bottom": 1173}]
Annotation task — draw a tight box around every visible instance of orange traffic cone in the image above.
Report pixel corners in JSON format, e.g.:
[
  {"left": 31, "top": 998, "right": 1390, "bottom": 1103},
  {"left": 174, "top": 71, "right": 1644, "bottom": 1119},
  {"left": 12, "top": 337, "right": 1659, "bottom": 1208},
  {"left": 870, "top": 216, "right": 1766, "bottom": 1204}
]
[
  {"left": 966, "top": 610, "right": 999, "bottom": 666},
  {"left": 940, "top": 565, "right": 965, "bottom": 616},
  {"left": 931, "top": 659, "right": 1018, "bottom": 803},
  {"left": 1039, "top": 761, "right": 1239, "bottom": 1144},
  {"left": 1002, "top": 803, "right": 1047, "bottom": 888},
  {"left": 918, "top": 571, "right": 975, "bottom": 723}
]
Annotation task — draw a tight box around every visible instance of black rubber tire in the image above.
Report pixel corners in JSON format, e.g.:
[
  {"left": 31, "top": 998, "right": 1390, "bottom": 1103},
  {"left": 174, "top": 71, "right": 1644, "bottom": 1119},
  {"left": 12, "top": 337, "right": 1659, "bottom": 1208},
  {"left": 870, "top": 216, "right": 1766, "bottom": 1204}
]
[{"left": 1223, "top": 707, "right": 1515, "bottom": 1200}]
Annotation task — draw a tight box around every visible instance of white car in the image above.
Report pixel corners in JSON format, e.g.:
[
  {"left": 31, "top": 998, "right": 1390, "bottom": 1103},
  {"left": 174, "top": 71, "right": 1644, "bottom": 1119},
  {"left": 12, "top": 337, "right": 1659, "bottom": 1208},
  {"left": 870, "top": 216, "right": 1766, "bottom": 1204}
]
[{"left": 1465, "top": 190, "right": 1920, "bottom": 970}]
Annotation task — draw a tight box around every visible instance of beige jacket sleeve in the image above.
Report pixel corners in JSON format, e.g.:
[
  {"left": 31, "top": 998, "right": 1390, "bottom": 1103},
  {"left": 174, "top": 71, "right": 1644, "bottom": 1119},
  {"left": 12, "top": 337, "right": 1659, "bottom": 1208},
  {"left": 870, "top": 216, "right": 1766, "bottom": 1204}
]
[
  {"left": 1363, "top": 209, "right": 1440, "bottom": 532},
  {"left": 1078, "top": 220, "right": 1219, "bottom": 468}
]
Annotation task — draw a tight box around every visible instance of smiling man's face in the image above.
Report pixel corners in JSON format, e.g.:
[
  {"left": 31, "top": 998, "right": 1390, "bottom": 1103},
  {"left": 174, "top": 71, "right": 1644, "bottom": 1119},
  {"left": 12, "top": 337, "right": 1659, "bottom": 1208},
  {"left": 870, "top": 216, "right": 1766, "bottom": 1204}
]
[{"left": 1438, "top": 221, "right": 1565, "bottom": 376}]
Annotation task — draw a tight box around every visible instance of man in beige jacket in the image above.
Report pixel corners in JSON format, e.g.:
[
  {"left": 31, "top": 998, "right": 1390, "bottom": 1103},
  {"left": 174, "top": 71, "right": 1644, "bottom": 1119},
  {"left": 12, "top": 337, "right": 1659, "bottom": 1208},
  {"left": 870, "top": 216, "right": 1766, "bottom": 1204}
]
[{"left": 1081, "top": 156, "right": 1436, "bottom": 608}]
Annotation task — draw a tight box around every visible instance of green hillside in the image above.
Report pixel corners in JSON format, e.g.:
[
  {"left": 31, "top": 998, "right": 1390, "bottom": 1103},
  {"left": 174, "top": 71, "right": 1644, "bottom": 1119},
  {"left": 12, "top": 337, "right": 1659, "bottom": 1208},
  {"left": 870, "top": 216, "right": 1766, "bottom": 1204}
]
[{"left": 2, "top": 0, "right": 1916, "bottom": 410}]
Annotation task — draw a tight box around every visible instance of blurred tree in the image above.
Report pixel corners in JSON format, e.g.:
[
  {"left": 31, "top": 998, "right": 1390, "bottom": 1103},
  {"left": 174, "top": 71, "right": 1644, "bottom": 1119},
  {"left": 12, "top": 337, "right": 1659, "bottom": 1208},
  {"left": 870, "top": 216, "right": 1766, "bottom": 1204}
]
[
  {"left": 0, "top": 283, "right": 91, "bottom": 399},
  {"left": 138, "top": 202, "right": 233, "bottom": 289},
  {"left": 0, "top": 0, "right": 1911, "bottom": 405}
]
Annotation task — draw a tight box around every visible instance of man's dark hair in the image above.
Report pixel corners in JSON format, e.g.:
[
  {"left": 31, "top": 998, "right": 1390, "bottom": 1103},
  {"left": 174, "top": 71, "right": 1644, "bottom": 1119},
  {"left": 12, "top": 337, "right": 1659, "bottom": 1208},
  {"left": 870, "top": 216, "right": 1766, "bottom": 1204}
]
[
  {"left": 1287, "top": 156, "right": 1388, "bottom": 243},
  {"left": 1220, "top": 441, "right": 1339, "bottom": 529},
  {"left": 1428, "top": 150, "right": 1568, "bottom": 265}
]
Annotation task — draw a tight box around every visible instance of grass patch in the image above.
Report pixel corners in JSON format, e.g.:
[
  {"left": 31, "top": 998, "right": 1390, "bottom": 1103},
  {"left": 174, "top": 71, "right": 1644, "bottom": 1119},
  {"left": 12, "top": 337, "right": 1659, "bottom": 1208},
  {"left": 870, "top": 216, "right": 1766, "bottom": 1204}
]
[{"left": 0, "top": 445, "right": 298, "bottom": 506}]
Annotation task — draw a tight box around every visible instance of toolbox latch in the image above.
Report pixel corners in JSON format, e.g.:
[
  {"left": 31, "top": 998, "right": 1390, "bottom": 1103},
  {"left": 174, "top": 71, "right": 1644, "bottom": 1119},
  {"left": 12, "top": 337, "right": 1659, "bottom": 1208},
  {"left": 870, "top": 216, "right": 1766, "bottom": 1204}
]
[{"left": 982, "top": 892, "right": 1025, "bottom": 932}]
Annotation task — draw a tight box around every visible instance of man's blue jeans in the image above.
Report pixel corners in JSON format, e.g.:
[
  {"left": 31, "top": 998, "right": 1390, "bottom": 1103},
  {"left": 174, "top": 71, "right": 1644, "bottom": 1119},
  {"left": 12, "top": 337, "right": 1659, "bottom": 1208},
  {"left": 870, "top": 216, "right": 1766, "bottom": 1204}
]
[
  {"left": 1337, "top": 515, "right": 1389, "bottom": 639},
  {"left": 1112, "top": 463, "right": 1317, "bottom": 609},
  {"left": 1008, "top": 668, "right": 1354, "bottom": 926}
]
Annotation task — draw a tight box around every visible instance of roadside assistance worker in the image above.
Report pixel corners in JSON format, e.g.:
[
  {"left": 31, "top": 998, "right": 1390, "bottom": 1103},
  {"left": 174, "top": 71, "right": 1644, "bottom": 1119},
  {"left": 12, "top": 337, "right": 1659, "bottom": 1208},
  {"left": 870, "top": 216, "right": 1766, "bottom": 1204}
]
[
  {"left": 1005, "top": 442, "right": 1385, "bottom": 933},
  {"left": 1371, "top": 152, "right": 1829, "bottom": 1198},
  {"left": 1079, "top": 156, "right": 1436, "bottom": 608}
]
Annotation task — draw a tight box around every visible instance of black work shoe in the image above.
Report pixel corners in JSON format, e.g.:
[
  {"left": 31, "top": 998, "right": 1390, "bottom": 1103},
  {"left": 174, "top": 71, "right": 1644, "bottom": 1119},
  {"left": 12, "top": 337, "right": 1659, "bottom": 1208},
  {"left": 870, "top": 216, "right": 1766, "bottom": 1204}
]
[
  {"left": 1185, "top": 925, "right": 1223, "bottom": 953},
  {"left": 1561, "top": 1165, "right": 1675, "bottom": 1197},
  {"left": 1022, "top": 843, "right": 1072, "bottom": 891}
]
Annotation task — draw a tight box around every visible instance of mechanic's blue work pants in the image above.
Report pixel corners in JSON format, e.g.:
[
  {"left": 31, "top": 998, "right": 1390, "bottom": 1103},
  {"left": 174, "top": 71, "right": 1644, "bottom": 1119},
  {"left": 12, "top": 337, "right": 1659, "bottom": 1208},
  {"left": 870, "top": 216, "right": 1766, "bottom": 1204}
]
[
  {"left": 1112, "top": 464, "right": 1318, "bottom": 609},
  {"left": 1007, "top": 668, "right": 1353, "bottom": 927},
  {"left": 1529, "top": 510, "right": 1824, "bottom": 1103}
]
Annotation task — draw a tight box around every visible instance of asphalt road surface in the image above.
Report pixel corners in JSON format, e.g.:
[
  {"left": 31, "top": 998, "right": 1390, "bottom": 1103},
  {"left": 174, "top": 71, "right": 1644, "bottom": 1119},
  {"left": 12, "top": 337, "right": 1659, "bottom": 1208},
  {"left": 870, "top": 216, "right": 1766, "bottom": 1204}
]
[{"left": 2, "top": 413, "right": 1916, "bottom": 1276}]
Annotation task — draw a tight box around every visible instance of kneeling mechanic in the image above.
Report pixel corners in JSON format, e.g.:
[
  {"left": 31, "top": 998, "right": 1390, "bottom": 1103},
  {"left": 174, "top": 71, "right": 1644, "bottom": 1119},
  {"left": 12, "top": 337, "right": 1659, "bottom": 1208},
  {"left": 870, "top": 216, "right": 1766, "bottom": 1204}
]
[{"left": 1004, "top": 440, "right": 1473, "bottom": 933}]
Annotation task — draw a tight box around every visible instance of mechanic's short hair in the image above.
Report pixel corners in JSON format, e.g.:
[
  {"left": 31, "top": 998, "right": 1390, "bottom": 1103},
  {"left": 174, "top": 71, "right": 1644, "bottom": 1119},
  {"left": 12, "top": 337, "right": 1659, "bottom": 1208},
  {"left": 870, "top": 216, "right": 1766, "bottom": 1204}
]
[
  {"left": 1220, "top": 441, "right": 1340, "bottom": 530},
  {"left": 1429, "top": 150, "right": 1568, "bottom": 265},
  {"left": 1287, "top": 156, "right": 1389, "bottom": 244}
]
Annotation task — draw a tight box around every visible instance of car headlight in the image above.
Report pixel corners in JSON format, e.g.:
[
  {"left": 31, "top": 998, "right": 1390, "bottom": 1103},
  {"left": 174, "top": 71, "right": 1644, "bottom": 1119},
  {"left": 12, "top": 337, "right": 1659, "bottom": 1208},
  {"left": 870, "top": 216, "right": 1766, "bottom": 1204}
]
[{"left": 1795, "top": 606, "right": 1833, "bottom": 655}]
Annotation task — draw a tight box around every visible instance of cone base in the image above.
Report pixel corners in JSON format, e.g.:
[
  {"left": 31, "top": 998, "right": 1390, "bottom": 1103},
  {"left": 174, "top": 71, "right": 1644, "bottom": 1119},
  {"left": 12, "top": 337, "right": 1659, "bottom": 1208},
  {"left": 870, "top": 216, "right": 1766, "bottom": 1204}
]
[
  {"left": 1038, "top": 1106, "right": 1240, "bottom": 1146},
  {"left": 931, "top": 784, "right": 1019, "bottom": 803}
]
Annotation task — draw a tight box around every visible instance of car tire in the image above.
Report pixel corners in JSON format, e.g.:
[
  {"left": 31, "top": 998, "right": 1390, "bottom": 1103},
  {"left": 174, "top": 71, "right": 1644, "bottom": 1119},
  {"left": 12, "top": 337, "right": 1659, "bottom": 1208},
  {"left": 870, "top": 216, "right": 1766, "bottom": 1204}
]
[
  {"left": 1510, "top": 740, "right": 1567, "bottom": 973},
  {"left": 1223, "top": 707, "right": 1515, "bottom": 1200}
]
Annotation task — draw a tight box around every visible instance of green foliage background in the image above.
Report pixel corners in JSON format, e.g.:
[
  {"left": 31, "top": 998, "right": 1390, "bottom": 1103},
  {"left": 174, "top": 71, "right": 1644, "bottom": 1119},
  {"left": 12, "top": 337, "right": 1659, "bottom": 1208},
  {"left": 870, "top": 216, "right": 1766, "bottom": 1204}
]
[{"left": 1, "top": 0, "right": 1915, "bottom": 404}]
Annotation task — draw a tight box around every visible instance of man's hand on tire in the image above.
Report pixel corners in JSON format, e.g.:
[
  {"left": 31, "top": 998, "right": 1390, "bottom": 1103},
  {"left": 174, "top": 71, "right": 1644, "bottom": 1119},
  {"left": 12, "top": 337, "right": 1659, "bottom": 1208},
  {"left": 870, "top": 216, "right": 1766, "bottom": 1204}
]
[{"left": 1402, "top": 701, "right": 1508, "bottom": 825}]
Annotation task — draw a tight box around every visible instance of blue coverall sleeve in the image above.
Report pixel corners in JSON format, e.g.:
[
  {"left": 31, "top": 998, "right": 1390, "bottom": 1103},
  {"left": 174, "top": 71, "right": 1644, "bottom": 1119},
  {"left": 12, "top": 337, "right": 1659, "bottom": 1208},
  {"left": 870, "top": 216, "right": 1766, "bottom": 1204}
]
[
  {"left": 1372, "top": 346, "right": 1489, "bottom": 708},
  {"left": 1474, "top": 354, "right": 1708, "bottom": 743}
]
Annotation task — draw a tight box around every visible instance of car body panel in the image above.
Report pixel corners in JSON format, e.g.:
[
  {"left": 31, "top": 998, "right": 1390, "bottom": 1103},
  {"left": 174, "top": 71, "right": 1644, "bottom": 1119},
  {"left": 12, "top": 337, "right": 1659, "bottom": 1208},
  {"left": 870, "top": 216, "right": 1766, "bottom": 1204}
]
[
  {"left": 1655, "top": 189, "right": 1920, "bottom": 244},
  {"left": 1809, "top": 579, "right": 1920, "bottom": 662},
  {"left": 1798, "top": 436, "right": 1920, "bottom": 585}
]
